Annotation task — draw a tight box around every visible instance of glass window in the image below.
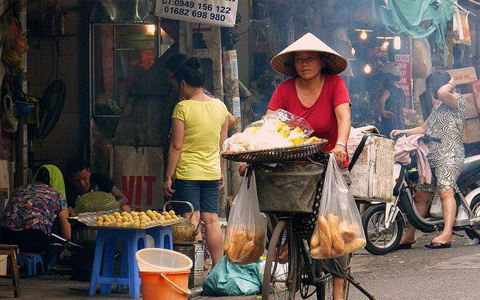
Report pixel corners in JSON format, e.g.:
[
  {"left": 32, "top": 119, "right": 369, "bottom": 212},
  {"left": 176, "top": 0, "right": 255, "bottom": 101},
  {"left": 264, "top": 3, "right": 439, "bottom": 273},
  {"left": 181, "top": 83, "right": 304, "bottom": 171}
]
[{"left": 91, "top": 24, "right": 159, "bottom": 116}]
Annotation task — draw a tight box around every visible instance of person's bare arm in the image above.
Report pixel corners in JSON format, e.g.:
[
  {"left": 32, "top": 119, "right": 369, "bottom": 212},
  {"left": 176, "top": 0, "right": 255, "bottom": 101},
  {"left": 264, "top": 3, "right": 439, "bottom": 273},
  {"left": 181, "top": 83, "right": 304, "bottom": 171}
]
[
  {"left": 163, "top": 118, "right": 185, "bottom": 198},
  {"left": 111, "top": 186, "right": 131, "bottom": 212},
  {"left": 437, "top": 82, "right": 459, "bottom": 109},
  {"left": 219, "top": 118, "right": 229, "bottom": 188},
  {"left": 332, "top": 103, "right": 351, "bottom": 166},
  {"left": 390, "top": 122, "right": 426, "bottom": 138},
  {"left": 58, "top": 209, "right": 71, "bottom": 242},
  {"left": 379, "top": 89, "right": 395, "bottom": 119},
  {"left": 227, "top": 113, "right": 235, "bottom": 129}
]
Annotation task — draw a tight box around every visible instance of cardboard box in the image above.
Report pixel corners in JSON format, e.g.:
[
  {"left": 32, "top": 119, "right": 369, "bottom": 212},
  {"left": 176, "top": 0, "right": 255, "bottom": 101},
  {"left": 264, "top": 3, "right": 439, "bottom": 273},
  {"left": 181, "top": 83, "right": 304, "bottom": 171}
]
[
  {"left": 462, "top": 118, "right": 480, "bottom": 144},
  {"left": 463, "top": 93, "right": 479, "bottom": 119},
  {"left": 470, "top": 80, "right": 480, "bottom": 113},
  {"left": 447, "top": 67, "right": 477, "bottom": 85},
  {"left": 348, "top": 135, "right": 395, "bottom": 202}
]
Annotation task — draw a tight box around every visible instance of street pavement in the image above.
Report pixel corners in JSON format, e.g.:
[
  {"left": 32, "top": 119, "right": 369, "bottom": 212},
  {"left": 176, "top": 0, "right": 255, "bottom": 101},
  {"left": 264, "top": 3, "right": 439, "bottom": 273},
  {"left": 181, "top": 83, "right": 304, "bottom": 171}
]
[
  {"left": 1, "top": 231, "right": 479, "bottom": 299},
  {"left": 346, "top": 232, "right": 480, "bottom": 300}
]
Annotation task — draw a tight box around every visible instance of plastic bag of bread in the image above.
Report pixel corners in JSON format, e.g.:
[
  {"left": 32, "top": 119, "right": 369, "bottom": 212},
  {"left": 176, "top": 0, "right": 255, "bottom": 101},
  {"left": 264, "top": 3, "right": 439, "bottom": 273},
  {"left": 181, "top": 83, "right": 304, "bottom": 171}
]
[
  {"left": 310, "top": 154, "right": 366, "bottom": 259},
  {"left": 224, "top": 171, "right": 267, "bottom": 264}
]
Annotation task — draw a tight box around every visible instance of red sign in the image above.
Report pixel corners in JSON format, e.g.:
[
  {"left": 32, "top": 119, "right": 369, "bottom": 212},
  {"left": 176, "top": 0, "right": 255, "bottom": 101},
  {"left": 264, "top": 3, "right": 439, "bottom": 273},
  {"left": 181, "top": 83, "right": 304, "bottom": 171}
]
[{"left": 394, "top": 54, "right": 411, "bottom": 97}]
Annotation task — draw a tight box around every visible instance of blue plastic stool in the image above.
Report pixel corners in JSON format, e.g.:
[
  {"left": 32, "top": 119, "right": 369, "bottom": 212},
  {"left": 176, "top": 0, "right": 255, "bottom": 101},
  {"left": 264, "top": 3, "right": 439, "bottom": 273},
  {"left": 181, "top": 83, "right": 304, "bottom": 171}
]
[
  {"left": 89, "top": 229, "right": 146, "bottom": 299},
  {"left": 16, "top": 253, "right": 44, "bottom": 277},
  {"left": 146, "top": 226, "right": 173, "bottom": 250}
]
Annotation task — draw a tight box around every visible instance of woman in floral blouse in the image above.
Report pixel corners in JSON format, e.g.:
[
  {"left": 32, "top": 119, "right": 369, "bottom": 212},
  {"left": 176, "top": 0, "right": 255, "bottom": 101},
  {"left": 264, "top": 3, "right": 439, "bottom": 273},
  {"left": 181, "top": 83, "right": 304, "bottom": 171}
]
[{"left": 0, "top": 165, "right": 70, "bottom": 253}]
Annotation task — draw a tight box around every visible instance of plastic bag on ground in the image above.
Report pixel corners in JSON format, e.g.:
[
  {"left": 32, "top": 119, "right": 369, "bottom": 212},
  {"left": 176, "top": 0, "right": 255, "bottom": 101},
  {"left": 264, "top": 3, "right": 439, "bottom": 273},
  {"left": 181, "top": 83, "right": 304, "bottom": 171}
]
[
  {"left": 310, "top": 154, "right": 366, "bottom": 259},
  {"left": 202, "top": 256, "right": 262, "bottom": 296}
]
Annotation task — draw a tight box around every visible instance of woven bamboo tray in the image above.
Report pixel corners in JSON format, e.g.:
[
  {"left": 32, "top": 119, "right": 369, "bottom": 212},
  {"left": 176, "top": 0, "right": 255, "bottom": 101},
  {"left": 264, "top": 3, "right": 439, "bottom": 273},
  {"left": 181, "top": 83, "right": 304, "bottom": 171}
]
[{"left": 221, "top": 140, "right": 327, "bottom": 163}]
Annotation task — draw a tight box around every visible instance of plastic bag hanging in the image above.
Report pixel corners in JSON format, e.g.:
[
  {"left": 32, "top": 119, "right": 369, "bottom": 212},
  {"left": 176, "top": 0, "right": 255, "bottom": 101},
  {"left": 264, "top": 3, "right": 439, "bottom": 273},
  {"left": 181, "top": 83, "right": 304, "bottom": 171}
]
[
  {"left": 310, "top": 153, "right": 366, "bottom": 259},
  {"left": 1, "top": 95, "right": 18, "bottom": 133},
  {"left": 224, "top": 170, "right": 267, "bottom": 264}
]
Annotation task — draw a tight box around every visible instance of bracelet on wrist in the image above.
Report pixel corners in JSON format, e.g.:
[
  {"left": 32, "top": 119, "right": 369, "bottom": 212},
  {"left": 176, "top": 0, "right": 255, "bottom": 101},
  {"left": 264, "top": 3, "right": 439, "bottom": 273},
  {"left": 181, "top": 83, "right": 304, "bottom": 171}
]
[{"left": 335, "top": 141, "right": 346, "bottom": 148}]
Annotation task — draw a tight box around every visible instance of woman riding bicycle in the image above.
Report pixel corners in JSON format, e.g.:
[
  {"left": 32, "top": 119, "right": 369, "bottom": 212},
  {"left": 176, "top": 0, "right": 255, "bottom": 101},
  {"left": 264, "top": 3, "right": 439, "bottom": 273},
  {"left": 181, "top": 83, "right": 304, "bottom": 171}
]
[
  {"left": 391, "top": 71, "right": 466, "bottom": 249},
  {"left": 268, "top": 32, "right": 351, "bottom": 300}
]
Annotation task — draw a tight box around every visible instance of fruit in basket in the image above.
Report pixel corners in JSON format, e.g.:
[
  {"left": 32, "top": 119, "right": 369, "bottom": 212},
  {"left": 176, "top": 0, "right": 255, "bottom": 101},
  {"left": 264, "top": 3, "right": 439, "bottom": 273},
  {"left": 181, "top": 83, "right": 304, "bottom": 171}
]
[{"left": 310, "top": 214, "right": 365, "bottom": 258}]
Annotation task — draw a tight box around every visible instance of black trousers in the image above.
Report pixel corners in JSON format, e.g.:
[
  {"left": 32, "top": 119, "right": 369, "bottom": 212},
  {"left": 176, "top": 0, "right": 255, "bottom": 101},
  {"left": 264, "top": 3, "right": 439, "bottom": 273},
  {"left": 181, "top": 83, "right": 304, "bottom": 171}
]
[{"left": 0, "top": 227, "right": 50, "bottom": 253}]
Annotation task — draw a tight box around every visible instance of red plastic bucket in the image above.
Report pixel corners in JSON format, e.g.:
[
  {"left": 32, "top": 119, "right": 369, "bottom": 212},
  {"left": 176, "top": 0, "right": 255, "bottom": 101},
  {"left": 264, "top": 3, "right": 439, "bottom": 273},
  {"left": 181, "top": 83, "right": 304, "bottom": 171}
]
[
  {"left": 136, "top": 248, "right": 193, "bottom": 300},
  {"left": 139, "top": 270, "right": 190, "bottom": 300}
]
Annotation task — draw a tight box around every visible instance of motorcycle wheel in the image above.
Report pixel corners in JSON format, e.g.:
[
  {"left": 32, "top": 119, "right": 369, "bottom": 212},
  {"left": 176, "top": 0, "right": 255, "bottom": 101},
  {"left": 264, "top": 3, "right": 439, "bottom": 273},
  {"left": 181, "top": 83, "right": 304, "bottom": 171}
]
[
  {"left": 465, "top": 195, "right": 480, "bottom": 240},
  {"left": 361, "top": 204, "right": 404, "bottom": 255}
]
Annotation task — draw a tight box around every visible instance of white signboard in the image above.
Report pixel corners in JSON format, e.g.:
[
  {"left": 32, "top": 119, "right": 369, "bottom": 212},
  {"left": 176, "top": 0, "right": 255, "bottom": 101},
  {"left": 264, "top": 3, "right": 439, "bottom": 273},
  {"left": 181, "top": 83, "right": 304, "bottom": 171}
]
[
  {"left": 111, "top": 146, "right": 164, "bottom": 211},
  {"left": 155, "top": 0, "right": 238, "bottom": 27}
]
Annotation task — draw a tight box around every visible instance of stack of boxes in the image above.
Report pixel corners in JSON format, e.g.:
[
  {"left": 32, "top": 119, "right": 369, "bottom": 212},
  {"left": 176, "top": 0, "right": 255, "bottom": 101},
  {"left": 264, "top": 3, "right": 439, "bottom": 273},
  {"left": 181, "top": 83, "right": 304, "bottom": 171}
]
[
  {"left": 467, "top": 80, "right": 480, "bottom": 144},
  {"left": 446, "top": 67, "right": 480, "bottom": 144}
]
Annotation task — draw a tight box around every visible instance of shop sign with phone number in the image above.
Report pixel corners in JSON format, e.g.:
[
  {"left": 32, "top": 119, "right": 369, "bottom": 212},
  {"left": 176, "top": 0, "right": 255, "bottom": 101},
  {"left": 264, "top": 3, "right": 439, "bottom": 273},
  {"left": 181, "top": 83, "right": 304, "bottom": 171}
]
[{"left": 155, "top": 0, "right": 238, "bottom": 27}]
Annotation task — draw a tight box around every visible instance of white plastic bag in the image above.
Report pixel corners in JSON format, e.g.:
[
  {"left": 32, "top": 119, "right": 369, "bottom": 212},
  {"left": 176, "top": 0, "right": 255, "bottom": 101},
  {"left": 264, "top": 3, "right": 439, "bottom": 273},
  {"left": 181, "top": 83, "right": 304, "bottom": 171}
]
[
  {"left": 222, "top": 109, "right": 316, "bottom": 153},
  {"left": 224, "top": 171, "right": 267, "bottom": 264},
  {"left": 310, "top": 154, "right": 366, "bottom": 259}
]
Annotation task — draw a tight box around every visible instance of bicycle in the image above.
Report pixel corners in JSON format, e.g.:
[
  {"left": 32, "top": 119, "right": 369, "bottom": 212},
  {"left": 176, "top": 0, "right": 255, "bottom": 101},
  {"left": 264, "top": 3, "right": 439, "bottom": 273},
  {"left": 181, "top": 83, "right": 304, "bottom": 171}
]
[
  {"left": 252, "top": 157, "right": 375, "bottom": 300},
  {"left": 262, "top": 214, "right": 375, "bottom": 300}
]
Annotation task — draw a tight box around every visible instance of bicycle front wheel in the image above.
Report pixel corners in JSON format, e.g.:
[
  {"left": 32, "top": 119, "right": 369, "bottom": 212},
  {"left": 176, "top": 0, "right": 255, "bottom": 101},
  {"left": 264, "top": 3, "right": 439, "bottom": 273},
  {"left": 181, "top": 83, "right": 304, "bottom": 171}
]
[{"left": 262, "top": 220, "right": 298, "bottom": 300}]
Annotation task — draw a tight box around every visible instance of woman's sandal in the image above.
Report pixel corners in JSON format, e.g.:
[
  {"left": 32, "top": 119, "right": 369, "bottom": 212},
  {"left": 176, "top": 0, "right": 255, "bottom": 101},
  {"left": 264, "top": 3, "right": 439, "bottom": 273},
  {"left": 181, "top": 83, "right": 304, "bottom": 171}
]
[
  {"left": 395, "top": 243, "right": 413, "bottom": 250},
  {"left": 425, "top": 242, "right": 451, "bottom": 249}
]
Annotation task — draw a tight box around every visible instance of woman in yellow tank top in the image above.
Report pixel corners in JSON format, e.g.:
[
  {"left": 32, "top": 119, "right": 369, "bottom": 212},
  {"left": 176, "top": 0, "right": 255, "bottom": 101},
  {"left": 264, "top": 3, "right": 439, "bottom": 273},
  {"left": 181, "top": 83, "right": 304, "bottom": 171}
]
[{"left": 163, "top": 57, "right": 229, "bottom": 267}]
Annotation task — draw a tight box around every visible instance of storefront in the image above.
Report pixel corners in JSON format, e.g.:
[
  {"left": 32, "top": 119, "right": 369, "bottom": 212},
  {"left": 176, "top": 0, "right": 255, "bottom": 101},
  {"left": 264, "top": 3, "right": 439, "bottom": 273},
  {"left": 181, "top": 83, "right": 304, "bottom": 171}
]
[{"left": 1, "top": 0, "right": 480, "bottom": 210}]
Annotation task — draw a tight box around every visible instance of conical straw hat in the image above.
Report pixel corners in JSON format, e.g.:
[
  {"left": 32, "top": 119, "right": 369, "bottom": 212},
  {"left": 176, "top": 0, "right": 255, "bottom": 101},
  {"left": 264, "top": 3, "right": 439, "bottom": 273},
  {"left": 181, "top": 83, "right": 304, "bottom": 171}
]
[{"left": 270, "top": 32, "right": 347, "bottom": 77}]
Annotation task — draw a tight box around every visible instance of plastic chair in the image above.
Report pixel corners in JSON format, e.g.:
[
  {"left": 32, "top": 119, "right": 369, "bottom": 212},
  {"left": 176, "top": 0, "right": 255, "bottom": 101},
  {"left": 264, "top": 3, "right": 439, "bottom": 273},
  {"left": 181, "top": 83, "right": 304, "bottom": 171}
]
[
  {"left": 16, "top": 253, "right": 44, "bottom": 277},
  {"left": 89, "top": 228, "right": 146, "bottom": 299},
  {"left": 146, "top": 226, "right": 173, "bottom": 250}
]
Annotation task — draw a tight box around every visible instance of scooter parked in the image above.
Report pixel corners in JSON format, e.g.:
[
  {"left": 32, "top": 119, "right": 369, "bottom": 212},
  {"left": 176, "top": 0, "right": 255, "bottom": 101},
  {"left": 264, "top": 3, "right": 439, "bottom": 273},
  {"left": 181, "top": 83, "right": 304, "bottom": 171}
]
[{"left": 361, "top": 135, "right": 480, "bottom": 255}]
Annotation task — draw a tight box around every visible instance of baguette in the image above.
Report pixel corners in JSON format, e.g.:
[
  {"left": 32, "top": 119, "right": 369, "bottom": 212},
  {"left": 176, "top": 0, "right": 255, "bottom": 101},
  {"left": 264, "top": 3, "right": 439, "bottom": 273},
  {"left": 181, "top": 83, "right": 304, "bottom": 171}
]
[
  {"left": 226, "top": 231, "right": 247, "bottom": 262},
  {"left": 340, "top": 220, "right": 358, "bottom": 242},
  {"left": 311, "top": 245, "right": 322, "bottom": 257},
  {"left": 310, "top": 230, "right": 320, "bottom": 248},
  {"left": 224, "top": 227, "right": 233, "bottom": 252},
  {"left": 238, "top": 239, "right": 256, "bottom": 262},
  {"left": 331, "top": 231, "right": 345, "bottom": 254},
  {"left": 327, "top": 214, "right": 345, "bottom": 253},
  {"left": 317, "top": 215, "right": 331, "bottom": 246},
  {"left": 343, "top": 238, "right": 366, "bottom": 254}
]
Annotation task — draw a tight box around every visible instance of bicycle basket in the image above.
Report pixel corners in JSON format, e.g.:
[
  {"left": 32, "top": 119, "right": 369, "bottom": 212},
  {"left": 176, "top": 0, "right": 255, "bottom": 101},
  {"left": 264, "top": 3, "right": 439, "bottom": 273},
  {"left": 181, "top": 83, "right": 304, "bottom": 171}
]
[
  {"left": 221, "top": 140, "right": 327, "bottom": 163},
  {"left": 255, "top": 161, "right": 325, "bottom": 213}
]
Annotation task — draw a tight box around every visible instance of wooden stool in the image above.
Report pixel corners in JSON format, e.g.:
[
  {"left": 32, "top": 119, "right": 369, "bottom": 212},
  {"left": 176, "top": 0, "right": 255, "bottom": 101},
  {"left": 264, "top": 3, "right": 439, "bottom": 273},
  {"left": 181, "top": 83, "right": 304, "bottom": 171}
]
[{"left": 0, "top": 244, "right": 20, "bottom": 298}]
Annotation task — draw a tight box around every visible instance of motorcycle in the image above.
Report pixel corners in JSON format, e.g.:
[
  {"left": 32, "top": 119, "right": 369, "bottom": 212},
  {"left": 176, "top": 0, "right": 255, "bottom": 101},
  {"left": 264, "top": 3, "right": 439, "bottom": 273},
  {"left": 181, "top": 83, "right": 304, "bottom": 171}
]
[{"left": 361, "top": 135, "right": 480, "bottom": 255}]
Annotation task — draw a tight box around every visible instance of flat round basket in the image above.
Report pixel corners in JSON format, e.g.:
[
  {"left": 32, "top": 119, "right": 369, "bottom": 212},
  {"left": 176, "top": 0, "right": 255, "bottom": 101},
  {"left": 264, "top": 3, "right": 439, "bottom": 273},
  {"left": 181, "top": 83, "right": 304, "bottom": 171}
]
[{"left": 221, "top": 140, "right": 328, "bottom": 163}]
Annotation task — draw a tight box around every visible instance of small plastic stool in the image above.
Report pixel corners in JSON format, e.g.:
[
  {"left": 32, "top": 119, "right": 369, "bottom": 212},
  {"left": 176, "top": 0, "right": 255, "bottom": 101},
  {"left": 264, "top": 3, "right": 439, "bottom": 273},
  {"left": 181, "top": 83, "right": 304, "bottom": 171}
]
[
  {"left": 16, "top": 253, "right": 44, "bottom": 277},
  {"left": 0, "top": 244, "right": 20, "bottom": 298},
  {"left": 146, "top": 226, "right": 173, "bottom": 250},
  {"left": 89, "top": 228, "right": 146, "bottom": 299}
]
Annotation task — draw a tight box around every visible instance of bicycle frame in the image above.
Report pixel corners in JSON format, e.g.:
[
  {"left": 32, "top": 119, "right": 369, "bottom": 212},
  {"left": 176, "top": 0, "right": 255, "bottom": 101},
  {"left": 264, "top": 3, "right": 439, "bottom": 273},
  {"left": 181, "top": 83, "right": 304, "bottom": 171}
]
[{"left": 264, "top": 216, "right": 375, "bottom": 300}]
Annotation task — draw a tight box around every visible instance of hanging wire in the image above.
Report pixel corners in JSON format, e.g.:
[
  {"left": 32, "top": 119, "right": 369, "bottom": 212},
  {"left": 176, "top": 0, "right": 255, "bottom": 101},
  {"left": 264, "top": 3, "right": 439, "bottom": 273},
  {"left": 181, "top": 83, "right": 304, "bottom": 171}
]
[{"left": 454, "top": 1, "right": 477, "bottom": 17}]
